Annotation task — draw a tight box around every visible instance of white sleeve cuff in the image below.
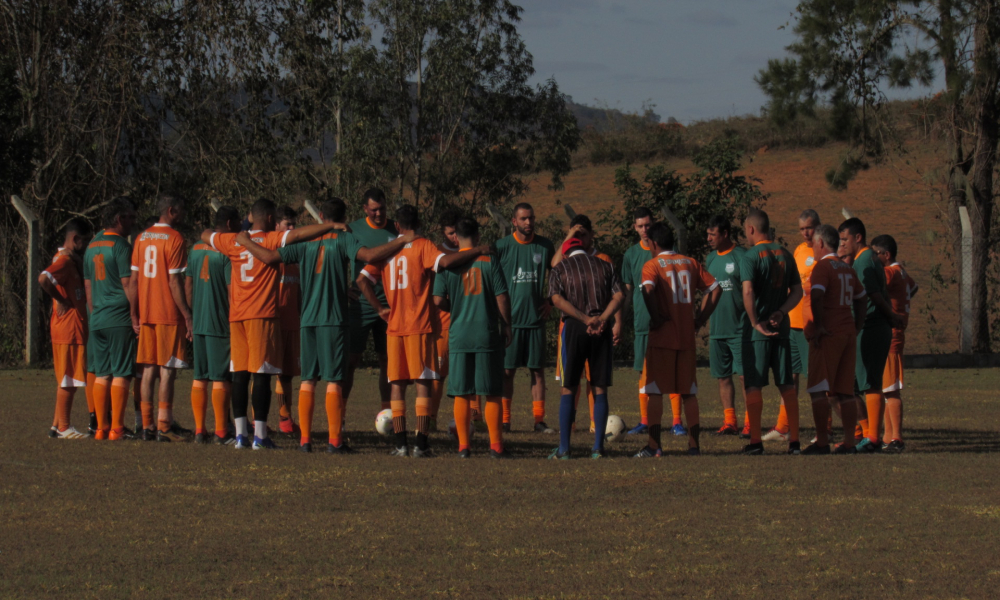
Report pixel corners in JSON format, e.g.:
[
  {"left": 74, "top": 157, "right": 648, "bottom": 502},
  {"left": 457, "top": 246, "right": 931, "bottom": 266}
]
[
  {"left": 131, "top": 265, "right": 139, "bottom": 271},
  {"left": 43, "top": 271, "right": 58, "bottom": 285},
  {"left": 432, "top": 253, "right": 445, "bottom": 273},
  {"left": 280, "top": 231, "right": 290, "bottom": 248},
  {"left": 641, "top": 279, "right": 656, "bottom": 289},
  {"left": 362, "top": 269, "right": 378, "bottom": 284},
  {"left": 811, "top": 284, "right": 826, "bottom": 292},
  {"left": 706, "top": 281, "right": 720, "bottom": 292},
  {"left": 854, "top": 289, "right": 867, "bottom": 299},
  {"left": 168, "top": 268, "right": 185, "bottom": 274},
  {"left": 209, "top": 232, "right": 218, "bottom": 250}
]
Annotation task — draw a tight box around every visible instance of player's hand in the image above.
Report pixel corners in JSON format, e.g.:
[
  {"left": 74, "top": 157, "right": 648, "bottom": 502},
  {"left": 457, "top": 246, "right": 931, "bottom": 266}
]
[
  {"left": 348, "top": 284, "right": 360, "bottom": 302},
  {"left": 378, "top": 307, "right": 390, "bottom": 322},
  {"left": 333, "top": 222, "right": 349, "bottom": 232},
  {"left": 612, "top": 319, "right": 622, "bottom": 346},
  {"left": 564, "top": 224, "right": 585, "bottom": 242},
  {"left": 185, "top": 316, "right": 194, "bottom": 341},
  {"left": 54, "top": 300, "right": 69, "bottom": 317},
  {"left": 235, "top": 230, "right": 251, "bottom": 246},
  {"left": 132, "top": 315, "right": 140, "bottom": 335},
  {"left": 475, "top": 244, "right": 494, "bottom": 256},
  {"left": 890, "top": 312, "right": 904, "bottom": 329},
  {"left": 401, "top": 230, "right": 419, "bottom": 244},
  {"left": 753, "top": 322, "right": 778, "bottom": 337},
  {"left": 766, "top": 310, "right": 785, "bottom": 330},
  {"left": 503, "top": 325, "right": 513, "bottom": 348}
]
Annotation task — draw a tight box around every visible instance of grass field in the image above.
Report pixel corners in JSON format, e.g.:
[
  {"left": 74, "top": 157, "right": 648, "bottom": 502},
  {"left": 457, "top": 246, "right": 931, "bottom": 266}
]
[{"left": 3, "top": 367, "right": 999, "bottom": 599}]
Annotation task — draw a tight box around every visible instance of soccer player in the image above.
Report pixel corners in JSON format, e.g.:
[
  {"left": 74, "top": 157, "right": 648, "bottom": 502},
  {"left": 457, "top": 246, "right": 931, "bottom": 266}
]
[
  {"left": 433, "top": 216, "right": 513, "bottom": 458},
  {"left": 275, "top": 205, "right": 301, "bottom": 436},
  {"left": 203, "top": 198, "right": 344, "bottom": 449},
  {"left": 495, "top": 202, "right": 555, "bottom": 433},
  {"left": 40, "top": 218, "right": 93, "bottom": 439},
  {"left": 430, "top": 208, "right": 461, "bottom": 429},
  {"left": 130, "top": 195, "right": 193, "bottom": 442},
  {"left": 839, "top": 218, "right": 902, "bottom": 453},
  {"left": 236, "top": 198, "right": 414, "bottom": 453},
  {"left": 740, "top": 208, "right": 803, "bottom": 455},
  {"left": 765, "top": 209, "right": 821, "bottom": 442},
  {"left": 346, "top": 189, "right": 397, "bottom": 411},
  {"left": 872, "top": 233, "right": 916, "bottom": 452},
  {"left": 803, "top": 224, "right": 867, "bottom": 454},
  {"left": 634, "top": 223, "right": 720, "bottom": 457},
  {"left": 704, "top": 215, "right": 747, "bottom": 436},
  {"left": 548, "top": 237, "right": 625, "bottom": 459},
  {"left": 186, "top": 206, "right": 241, "bottom": 444},
  {"left": 84, "top": 198, "right": 139, "bottom": 440}
]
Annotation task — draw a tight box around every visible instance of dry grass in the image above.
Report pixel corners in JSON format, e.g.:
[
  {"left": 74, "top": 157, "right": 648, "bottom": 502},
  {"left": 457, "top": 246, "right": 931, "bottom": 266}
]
[{"left": 2, "top": 367, "right": 999, "bottom": 599}]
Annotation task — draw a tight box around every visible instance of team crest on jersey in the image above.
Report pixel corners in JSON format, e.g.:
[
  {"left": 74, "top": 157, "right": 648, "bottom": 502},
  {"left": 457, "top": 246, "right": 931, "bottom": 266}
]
[
  {"left": 725, "top": 262, "right": 735, "bottom": 274},
  {"left": 532, "top": 253, "right": 542, "bottom": 264},
  {"left": 806, "top": 256, "right": 815, "bottom": 266},
  {"left": 658, "top": 258, "right": 667, "bottom": 268}
]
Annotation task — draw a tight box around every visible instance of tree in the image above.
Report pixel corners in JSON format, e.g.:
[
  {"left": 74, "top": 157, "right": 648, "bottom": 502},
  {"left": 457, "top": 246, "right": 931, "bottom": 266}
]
[{"left": 756, "top": 0, "right": 1000, "bottom": 352}]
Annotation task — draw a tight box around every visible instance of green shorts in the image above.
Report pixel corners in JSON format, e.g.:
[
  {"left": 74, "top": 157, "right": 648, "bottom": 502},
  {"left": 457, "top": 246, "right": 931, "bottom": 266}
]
[
  {"left": 448, "top": 350, "right": 504, "bottom": 397},
  {"left": 349, "top": 313, "right": 388, "bottom": 356},
  {"left": 790, "top": 328, "right": 808, "bottom": 375},
  {"left": 193, "top": 334, "right": 231, "bottom": 382},
  {"left": 633, "top": 333, "right": 648, "bottom": 372},
  {"left": 710, "top": 337, "right": 743, "bottom": 379},
  {"left": 856, "top": 321, "right": 891, "bottom": 394},
  {"left": 302, "top": 326, "right": 349, "bottom": 382},
  {"left": 741, "top": 338, "right": 793, "bottom": 389},
  {"left": 504, "top": 327, "right": 545, "bottom": 370},
  {"left": 89, "top": 326, "right": 137, "bottom": 378}
]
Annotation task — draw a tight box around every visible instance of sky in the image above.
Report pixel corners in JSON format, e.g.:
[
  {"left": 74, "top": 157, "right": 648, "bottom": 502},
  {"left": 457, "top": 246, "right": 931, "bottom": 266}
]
[{"left": 517, "top": 0, "right": 936, "bottom": 124}]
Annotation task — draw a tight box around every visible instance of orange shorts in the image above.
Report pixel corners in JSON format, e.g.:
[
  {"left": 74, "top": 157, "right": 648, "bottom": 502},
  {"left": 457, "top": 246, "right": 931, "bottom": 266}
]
[
  {"left": 806, "top": 333, "right": 856, "bottom": 398},
  {"left": 231, "top": 318, "right": 283, "bottom": 374},
  {"left": 435, "top": 329, "right": 450, "bottom": 379},
  {"left": 387, "top": 333, "right": 440, "bottom": 382},
  {"left": 53, "top": 343, "right": 87, "bottom": 388},
  {"left": 882, "top": 351, "right": 904, "bottom": 393},
  {"left": 639, "top": 346, "right": 697, "bottom": 395},
  {"left": 280, "top": 328, "right": 300, "bottom": 377},
  {"left": 137, "top": 323, "right": 189, "bottom": 368}
]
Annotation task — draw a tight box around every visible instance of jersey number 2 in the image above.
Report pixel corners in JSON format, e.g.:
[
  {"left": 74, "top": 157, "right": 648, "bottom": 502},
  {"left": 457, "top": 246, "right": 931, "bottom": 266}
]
[{"left": 240, "top": 251, "right": 254, "bottom": 282}]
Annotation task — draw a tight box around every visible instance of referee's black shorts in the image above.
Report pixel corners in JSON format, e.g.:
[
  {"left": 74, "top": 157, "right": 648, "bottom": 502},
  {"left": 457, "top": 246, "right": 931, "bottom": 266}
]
[{"left": 557, "top": 318, "right": 613, "bottom": 388}]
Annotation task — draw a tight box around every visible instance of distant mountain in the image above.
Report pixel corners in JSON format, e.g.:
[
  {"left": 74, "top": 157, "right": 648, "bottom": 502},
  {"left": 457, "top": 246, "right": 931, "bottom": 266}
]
[{"left": 563, "top": 95, "right": 663, "bottom": 130}]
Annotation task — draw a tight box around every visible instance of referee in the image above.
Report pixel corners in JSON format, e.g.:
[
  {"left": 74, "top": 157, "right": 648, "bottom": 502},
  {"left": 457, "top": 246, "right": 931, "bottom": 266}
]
[{"left": 547, "top": 235, "right": 625, "bottom": 459}]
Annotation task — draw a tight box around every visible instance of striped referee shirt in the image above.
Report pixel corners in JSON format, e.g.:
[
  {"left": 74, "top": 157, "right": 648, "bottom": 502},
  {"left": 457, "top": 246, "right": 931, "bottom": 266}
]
[{"left": 548, "top": 249, "right": 622, "bottom": 319}]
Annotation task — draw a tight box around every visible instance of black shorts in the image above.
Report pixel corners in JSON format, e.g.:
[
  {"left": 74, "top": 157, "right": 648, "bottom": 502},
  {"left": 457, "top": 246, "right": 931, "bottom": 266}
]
[{"left": 557, "top": 318, "right": 613, "bottom": 388}]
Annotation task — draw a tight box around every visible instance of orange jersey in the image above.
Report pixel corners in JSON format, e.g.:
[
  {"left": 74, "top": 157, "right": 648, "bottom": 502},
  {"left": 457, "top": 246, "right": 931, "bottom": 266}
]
[
  {"left": 131, "top": 223, "right": 187, "bottom": 325},
  {"left": 434, "top": 242, "right": 459, "bottom": 332},
  {"left": 43, "top": 250, "right": 87, "bottom": 344},
  {"left": 806, "top": 254, "right": 866, "bottom": 337},
  {"left": 211, "top": 230, "right": 290, "bottom": 322},
  {"left": 788, "top": 241, "right": 815, "bottom": 329},
  {"left": 885, "top": 262, "right": 917, "bottom": 351},
  {"left": 278, "top": 263, "right": 300, "bottom": 330},
  {"left": 641, "top": 251, "right": 717, "bottom": 350},
  {"left": 362, "top": 237, "right": 444, "bottom": 336}
]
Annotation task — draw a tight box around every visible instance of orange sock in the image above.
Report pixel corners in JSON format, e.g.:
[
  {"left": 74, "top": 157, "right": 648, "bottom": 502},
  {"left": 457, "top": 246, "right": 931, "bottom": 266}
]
[
  {"left": 298, "top": 382, "right": 315, "bottom": 445},
  {"left": 157, "top": 401, "right": 171, "bottom": 433},
  {"left": 745, "top": 389, "right": 764, "bottom": 444},
  {"left": 857, "top": 419, "right": 868, "bottom": 440},
  {"left": 327, "top": 385, "right": 344, "bottom": 446},
  {"left": 646, "top": 394, "right": 663, "bottom": 450},
  {"left": 485, "top": 395, "right": 503, "bottom": 452},
  {"left": 670, "top": 394, "right": 682, "bottom": 426},
  {"left": 212, "top": 382, "right": 229, "bottom": 438},
  {"left": 724, "top": 408, "right": 736, "bottom": 427},
  {"left": 639, "top": 393, "right": 649, "bottom": 425},
  {"left": 55, "top": 388, "right": 74, "bottom": 431},
  {"left": 85, "top": 372, "right": 97, "bottom": 414},
  {"left": 454, "top": 395, "right": 472, "bottom": 450},
  {"left": 93, "top": 379, "right": 110, "bottom": 433},
  {"left": 780, "top": 388, "right": 799, "bottom": 443},
  {"left": 865, "top": 392, "right": 884, "bottom": 442},
  {"left": 774, "top": 403, "right": 789, "bottom": 434},
  {"left": 502, "top": 397, "right": 512, "bottom": 424},
  {"left": 532, "top": 400, "right": 545, "bottom": 424},
  {"left": 191, "top": 381, "right": 208, "bottom": 434},
  {"left": 743, "top": 410, "right": 749, "bottom": 429},
  {"left": 587, "top": 384, "right": 596, "bottom": 429},
  {"left": 111, "top": 378, "right": 129, "bottom": 432}
]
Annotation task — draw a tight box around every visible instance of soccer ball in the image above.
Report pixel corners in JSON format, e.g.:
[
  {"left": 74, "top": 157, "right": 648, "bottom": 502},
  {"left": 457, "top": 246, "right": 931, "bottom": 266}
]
[
  {"left": 447, "top": 418, "right": 475, "bottom": 442},
  {"left": 604, "top": 415, "right": 626, "bottom": 444},
  {"left": 375, "top": 409, "right": 393, "bottom": 437}
]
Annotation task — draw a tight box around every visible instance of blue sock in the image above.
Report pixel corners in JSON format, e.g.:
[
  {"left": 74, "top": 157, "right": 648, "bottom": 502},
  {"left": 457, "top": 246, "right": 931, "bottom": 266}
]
[
  {"left": 592, "top": 393, "right": 609, "bottom": 452},
  {"left": 559, "top": 393, "right": 575, "bottom": 454}
]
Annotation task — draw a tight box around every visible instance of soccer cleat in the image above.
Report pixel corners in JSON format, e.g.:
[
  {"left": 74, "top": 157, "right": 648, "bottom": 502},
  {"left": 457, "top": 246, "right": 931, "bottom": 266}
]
[
  {"left": 687, "top": 447, "right": 701, "bottom": 456},
  {"left": 389, "top": 446, "right": 409, "bottom": 457},
  {"left": 534, "top": 421, "right": 556, "bottom": 434},
  {"left": 633, "top": 446, "right": 661, "bottom": 458},
  {"left": 833, "top": 444, "right": 857, "bottom": 455},
  {"left": 787, "top": 441, "right": 802, "bottom": 455},
  {"left": 55, "top": 426, "right": 90, "bottom": 440},
  {"left": 169, "top": 422, "right": 193, "bottom": 437},
  {"left": 739, "top": 424, "right": 751, "bottom": 439},
  {"left": 762, "top": 428, "right": 790, "bottom": 442},
  {"left": 502, "top": 423, "right": 511, "bottom": 433},
  {"left": 627, "top": 423, "right": 649, "bottom": 435},
  {"left": 233, "top": 435, "right": 252, "bottom": 449},
  {"left": 142, "top": 428, "right": 157, "bottom": 442},
  {"left": 855, "top": 438, "right": 880, "bottom": 453},
  {"left": 883, "top": 440, "right": 906, "bottom": 453},
  {"left": 458, "top": 449, "right": 471, "bottom": 459},
  {"left": 411, "top": 446, "right": 435, "bottom": 458},
  {"left": 88, "top": 412, "right": 98, "bottom": 435},
  {"left": 547, "top": 448, "right": 570, "bottom": 460},
  {"left": 109, "top": 428, "right": 135, "bottom": 441},
  {"left": 591, "top": 449, "right": 606, "bottom": 459},
  {"left": 326, "top": 442, "right": 356, "bottom": 454},
  {"left": 671, "top": 423, "right": 687, "bottom": 436},
  {"left": 810, "top": 436, "right": 818, "bottom": 444},
  {"left": 713, "top": 424, "right": 739, "bottom": 436},
  {"left": 489, "top": 449, "right": 511, "bottom": 459},
  {"left": 252, "top": 436, "right": 278, "bottom": 450},
  {"left": 300, "top": 442, "right": 312, "bottom": 453},
  {"left": 214, "top": 433, "right": 236, "bottom": 446},
  {"left": 194, "top": 432, "right": 211, "bottom": 444},
  {"left": 94, "top": 429, "right": 108, "bottom": 441},
  {"left": 157, "top": 430, "right": 187, "bottom": 443},
  {"left": 48, "top": 426, "right": 58, "bottom": 438},
  {"left": 801, "top": 443, "right": 831, "bottom": 455},
  {"left": 741, "top": 442, "right": 764, "bottom": 455},
  {"left": 133, "top": 416, "right": 144, "bottom": 434}
]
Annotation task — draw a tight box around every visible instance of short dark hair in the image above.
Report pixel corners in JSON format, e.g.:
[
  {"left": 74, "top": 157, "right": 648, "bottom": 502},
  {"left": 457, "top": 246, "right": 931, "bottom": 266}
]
[
  {"left": 102, "top": 197, "right": 135, "bottom": 229},
  {"left": 320, "top": 198, "right": 347, "bottom": 223},
  {"left": 439, "top": 207, "right": 462, "bottom": 229},
  {"left": 707, "top": 215, "right": 731, "bottom": 236},
  {"left": 395, "top": 204, "right": 420, "bottom": 230},
  {"left": 144, "top": 215, "right": 159, "bottom": 229},
  {"left": 633, "top": 207, "right": 654, "bottom": 221},
  {"left": 363, "top": 188, "right": 386, "bottom": 206},
  {"left": 799, "top": 208, "right": 820, "bottom": 225},
  {"left": 512, "top": 202, "right": 533, "bottom": 216},
  {"left": 870, "top": 234, "right": 897, "bottom": 259},
  {"left": 156, "top": 194, "right": 184, "bottom": 215},
  {"left": 455, "top": 217, "right": 479, "bottom": 240},
  {"left": 278, "top": 205, "right": 298, "bottom": 223},
  {"left": 648, "top": 222, "right": 674, "bottom": 250},
  {"left": 838, "top": 217, "right": 866, "bottom": 242},
  {"left": 569, "top": 214, "right": 592, "bottom": 232},
  {"left": 65, "top": 217, "right": 93, "bottom": 238},
  {"left": 251, "top": 198, "right": 277, "bottom": 222},
  {"left": 745, "top": 208, "right": 770, "bottom": 233},
  {"left": 814, "top": 224, "right": 839, "bottom": 251},
  {"left": 215, "top": 206, "right": 240, "bottom": 230}
]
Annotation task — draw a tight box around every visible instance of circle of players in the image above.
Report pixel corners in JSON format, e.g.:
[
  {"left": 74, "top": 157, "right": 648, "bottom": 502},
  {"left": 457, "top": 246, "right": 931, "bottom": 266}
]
[{"left": 41, "top": 190, "right": 915, "bottom": 458}]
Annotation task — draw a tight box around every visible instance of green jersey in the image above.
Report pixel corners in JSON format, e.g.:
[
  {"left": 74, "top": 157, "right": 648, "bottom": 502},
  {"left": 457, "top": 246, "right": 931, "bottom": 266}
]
[
  {"left": 705, "top": 245, "right": 747, "bottom": 339},
  {"left": 348, "top": 217, "right": 399, "bottom": 320},
  {"left": 280, "top": 231, "right": 364, "bottom": 328},
  {"left": 83, "top": 230, "right": 133, "bottom": 331},
  {"left": 433, "top": 255, "right": 509, "bottom": 352},
  {"left": 622, "top": 242, "right": 654, "bottom": 334},
  {"left": 494, "top": 233, "right": 554, "bottom": 329},
  {"left": 187, "top": 242, "right": 231, "bottom": 337},
  {"left": 853, "top": 247, "right": 890, "bottom": 327},
  {"left": 740, "top": 240, "right": 801, "bottom": 341}
]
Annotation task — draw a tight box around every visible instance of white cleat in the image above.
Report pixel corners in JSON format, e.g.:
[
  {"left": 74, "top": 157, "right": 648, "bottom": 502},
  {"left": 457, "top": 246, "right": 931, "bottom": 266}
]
[
  {"left": 762, "top": 429, "right": 790, "bottom": 442},
  {"left": 55, "top": 426, "right": 91, "bottom": 439}
]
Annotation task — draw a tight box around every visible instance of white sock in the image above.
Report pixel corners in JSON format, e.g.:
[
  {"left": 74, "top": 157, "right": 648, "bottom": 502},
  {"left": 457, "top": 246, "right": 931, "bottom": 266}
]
[
  {"left": 254, "top": 420, "right": 267, "bottom": 440},
  {"left": 235, "top": 416, "right": 249, "bottom": 437}
]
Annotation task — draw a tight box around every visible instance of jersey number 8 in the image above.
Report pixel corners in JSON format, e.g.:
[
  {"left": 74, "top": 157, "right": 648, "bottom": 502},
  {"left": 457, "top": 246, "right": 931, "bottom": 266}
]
[{"left": 143, "top": 245, "right": 157, "bottom": 278}]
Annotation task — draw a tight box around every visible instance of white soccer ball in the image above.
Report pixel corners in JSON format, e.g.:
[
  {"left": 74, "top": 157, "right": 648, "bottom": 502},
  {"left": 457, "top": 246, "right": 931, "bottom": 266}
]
[
  {"left": 375, "top": 408, "right": 394, "bottom": 437},
  {"left": 604, "top": 415, "right": 626, "bottom": 444},
  {"left": 447, "top": 418, "right": 475, "bottom": 442}
]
